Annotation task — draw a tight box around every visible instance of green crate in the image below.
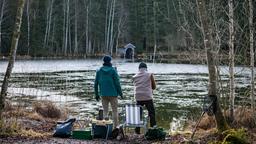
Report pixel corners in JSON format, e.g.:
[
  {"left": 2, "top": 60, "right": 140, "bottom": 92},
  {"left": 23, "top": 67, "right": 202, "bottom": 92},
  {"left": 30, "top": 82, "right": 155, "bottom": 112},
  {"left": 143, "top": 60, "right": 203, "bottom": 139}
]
[{"left": 72, "top": 129, "right": 93, "bottom": 140}]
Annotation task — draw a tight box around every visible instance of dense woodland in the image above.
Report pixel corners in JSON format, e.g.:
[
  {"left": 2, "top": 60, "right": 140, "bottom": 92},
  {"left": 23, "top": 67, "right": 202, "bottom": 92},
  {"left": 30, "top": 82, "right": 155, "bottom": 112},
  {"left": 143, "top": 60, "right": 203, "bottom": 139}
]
[
  {"left": 0, "top": 0, "right": 255, "bottom": 62},
  {"left": 0, "top": 0, "right": 256, "bottom": 143}
]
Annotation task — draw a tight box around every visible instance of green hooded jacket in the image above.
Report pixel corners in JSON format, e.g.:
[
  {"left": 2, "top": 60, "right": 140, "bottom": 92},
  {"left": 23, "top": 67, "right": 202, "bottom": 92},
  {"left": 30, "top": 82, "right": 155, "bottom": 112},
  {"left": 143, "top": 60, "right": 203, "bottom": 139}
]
[{"left": 94, "top": 66, "right": 122, "bottom": 97}]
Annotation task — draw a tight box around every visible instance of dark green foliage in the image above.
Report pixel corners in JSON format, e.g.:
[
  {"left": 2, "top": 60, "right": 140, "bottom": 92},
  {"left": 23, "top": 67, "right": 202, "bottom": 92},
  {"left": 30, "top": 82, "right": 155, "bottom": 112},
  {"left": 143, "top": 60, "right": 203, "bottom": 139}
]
[
  {"left": 145, "top": 127, "right": 166, "bottom": 140},
  {"left": 0, "top": 0, "right": 254, "bottom": 63},
  {"left": 221, "top": 128, "right": 249, "bottom": 144}
]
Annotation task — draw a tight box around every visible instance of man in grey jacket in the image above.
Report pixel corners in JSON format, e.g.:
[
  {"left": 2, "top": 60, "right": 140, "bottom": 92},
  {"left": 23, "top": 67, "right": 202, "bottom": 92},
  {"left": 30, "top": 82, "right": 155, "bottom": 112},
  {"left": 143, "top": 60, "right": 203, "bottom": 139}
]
[{"left": 133, "top": 62, "right": 157, "bottom": 134}]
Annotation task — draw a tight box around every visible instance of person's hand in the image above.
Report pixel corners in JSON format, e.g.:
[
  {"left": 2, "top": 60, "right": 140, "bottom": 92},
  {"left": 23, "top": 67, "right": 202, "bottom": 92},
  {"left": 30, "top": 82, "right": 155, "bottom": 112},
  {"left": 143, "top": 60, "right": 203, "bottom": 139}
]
[
  {"left": 95, "top": 95, "right": 100, "bottom": 101},
  {"left": 120, "top": 93, "right": 124, "bottom": 99}
]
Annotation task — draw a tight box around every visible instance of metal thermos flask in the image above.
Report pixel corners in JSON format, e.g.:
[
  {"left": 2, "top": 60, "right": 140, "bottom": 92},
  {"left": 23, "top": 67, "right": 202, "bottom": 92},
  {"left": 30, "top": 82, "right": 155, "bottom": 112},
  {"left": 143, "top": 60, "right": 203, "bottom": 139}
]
[{"left": 99, "top": 108, "right": 103, "bottom": 120}]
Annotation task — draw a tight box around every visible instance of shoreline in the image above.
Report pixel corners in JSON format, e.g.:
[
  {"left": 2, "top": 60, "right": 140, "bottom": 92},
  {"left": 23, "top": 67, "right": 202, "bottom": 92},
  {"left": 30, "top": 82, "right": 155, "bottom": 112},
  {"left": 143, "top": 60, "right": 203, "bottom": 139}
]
[{"left": 0, "top": 51, "right": 223, "bottom": 65}]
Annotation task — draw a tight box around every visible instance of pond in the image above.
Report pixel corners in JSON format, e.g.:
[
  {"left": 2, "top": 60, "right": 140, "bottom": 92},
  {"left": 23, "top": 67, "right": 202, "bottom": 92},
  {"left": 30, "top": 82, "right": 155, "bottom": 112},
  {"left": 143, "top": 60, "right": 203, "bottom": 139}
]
[{"left": 0, "top": 59, "right": 253, "bottom": 131}]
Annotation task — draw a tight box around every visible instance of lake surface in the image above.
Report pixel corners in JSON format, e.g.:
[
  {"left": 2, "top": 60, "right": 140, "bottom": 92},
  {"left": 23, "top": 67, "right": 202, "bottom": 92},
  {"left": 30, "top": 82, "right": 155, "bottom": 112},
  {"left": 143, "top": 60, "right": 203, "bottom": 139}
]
[{"left": 0, "top": 59, "right": 253, "bottom": 130}]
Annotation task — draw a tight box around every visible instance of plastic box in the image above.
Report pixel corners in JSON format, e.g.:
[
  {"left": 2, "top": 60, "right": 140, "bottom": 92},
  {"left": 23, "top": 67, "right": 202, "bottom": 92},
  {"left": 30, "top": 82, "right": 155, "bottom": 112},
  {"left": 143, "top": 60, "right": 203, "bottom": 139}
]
[
  {"left": 92, "top": 123, "right": 113, "bottom": 139},
  {"left": 72, "top": 129, "right": 93, "bottom": 140}
]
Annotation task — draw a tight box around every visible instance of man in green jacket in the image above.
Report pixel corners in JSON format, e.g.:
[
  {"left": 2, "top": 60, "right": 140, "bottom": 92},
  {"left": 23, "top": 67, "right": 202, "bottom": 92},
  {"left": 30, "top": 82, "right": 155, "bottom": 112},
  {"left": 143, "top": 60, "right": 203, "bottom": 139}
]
[{"left": 94, "top": 55, "right": 123, "bottom": 128}]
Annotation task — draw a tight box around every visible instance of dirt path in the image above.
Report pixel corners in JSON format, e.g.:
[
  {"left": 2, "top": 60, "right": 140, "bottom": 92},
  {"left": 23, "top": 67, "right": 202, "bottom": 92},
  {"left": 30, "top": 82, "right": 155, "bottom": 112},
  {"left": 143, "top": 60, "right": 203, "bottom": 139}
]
[{"left": 0, "top": 134, "right": 187, "bottom": 144}]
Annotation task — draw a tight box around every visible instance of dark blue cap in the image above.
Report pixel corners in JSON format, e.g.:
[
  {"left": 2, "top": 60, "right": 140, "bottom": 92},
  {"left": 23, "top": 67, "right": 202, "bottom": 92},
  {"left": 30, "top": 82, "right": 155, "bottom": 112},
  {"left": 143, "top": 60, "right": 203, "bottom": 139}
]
[
  {"left": 103, "top": 55, "right": 112, "bottom": 63},
  {"left": 139, "top": 62, "right": 147, "bottom": 69}
]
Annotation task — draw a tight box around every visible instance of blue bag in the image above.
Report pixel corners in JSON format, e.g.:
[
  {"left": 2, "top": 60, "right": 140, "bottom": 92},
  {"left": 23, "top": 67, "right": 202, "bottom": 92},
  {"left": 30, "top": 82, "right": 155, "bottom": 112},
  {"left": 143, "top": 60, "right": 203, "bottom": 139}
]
[{"left": 53, "top": 118, "right": 76, "bottom": 138}]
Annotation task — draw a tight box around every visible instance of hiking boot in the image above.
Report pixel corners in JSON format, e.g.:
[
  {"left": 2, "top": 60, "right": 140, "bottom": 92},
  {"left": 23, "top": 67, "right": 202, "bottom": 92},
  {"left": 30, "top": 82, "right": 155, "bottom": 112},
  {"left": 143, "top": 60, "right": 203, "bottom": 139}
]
[{"left": 135, "top": 127, "right": 140, "bottom": 134}]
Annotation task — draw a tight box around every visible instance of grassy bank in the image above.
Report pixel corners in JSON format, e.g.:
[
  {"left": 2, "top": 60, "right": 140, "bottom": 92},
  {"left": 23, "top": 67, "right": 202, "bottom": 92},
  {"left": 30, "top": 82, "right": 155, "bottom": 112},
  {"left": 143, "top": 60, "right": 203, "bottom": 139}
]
[{"left": 0, "top": 100, "right": 255, "bottom": 143}]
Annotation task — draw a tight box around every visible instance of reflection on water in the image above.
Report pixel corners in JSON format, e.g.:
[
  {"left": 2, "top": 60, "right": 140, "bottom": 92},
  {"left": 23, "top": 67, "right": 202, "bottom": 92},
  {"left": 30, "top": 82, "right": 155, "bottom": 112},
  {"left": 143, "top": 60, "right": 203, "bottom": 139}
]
[{"left": 0, "top": 59, "right": 253, "bottom": 130}]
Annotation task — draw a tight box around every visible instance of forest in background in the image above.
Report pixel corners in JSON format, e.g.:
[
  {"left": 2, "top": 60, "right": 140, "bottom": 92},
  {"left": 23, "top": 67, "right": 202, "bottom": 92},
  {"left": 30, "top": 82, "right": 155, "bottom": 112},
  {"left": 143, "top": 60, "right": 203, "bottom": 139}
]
[
  {"left": 0, "top": 0, "right": 255, "bottom": 64},
  {"left": 0, "top": 0, "right": 255, "bottom": 143}
]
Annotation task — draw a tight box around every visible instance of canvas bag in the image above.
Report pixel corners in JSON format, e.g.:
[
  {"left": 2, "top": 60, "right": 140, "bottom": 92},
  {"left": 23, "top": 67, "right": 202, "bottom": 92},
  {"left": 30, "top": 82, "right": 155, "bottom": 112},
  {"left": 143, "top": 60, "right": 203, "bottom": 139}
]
[
  {"left": 145, "top": 127, "right": 166, "bottom": 140},
  {"left": 53, "top": 118, "right": 76, "bottom": 138}
]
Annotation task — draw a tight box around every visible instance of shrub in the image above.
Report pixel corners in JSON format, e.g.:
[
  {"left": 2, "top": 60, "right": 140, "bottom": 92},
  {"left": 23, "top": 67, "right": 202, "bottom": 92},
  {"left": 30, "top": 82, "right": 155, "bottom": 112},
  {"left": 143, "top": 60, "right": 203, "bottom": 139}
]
[
  {"left": 221, "top": 128, "right": 249, "bottom": 144},
  {"left": 33, "top": 101, "right": 61, "bottom": 119}
]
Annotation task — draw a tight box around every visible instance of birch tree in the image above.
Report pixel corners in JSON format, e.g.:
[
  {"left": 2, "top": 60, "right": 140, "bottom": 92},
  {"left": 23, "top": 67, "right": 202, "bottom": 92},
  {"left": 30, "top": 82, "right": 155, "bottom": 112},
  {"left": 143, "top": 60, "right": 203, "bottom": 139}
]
[
  {"left": 0, "top": 0, "right": 6, "bottom": 54},
  {"left": 105, "top": 0, "right": 116, "bottom": 55},
  {"left": 26, "top": 0, "right": 30, "bottom": 55},
  {"left": 74, "top": 0, "right": 78, "bottom": 55},
  {"left": 43, "top": 0, "right": 54, "bottom": 50},
  {"left": 115, "top": 1, "right": 127, "bottom": 56},
  {"left": 109, "top": 0, "right": 116, "bottom": 55},
  {"left": 0, "top": 0, "right": 25, "bottom": 117},
  {"left": 228, "top": 0, "right": 235, "bottom": 121},
  {"left": 62, "top": 0, "right": 70, "bottom": 56},
  {"left": 85, "top": 0, "right": 89, "bottom": 55},
  {"left": 153, "top": 1, "right": 157, "bottom": 63},
  {"left": 248, "top": 0, "right": 255, "bottom": 113},
  {"left": 197, "top": 0, "right": 229, "bottom": 132}
]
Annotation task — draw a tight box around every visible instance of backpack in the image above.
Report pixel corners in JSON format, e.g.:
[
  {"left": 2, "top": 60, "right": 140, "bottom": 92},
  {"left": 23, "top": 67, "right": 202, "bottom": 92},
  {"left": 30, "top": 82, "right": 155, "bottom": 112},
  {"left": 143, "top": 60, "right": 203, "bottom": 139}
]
[
  {"left": 112, "top": 125, "right": 125, "bottom": 140},
  {"left": 145, "top": 127, "right": 166, "bottom": 140},
  {"left": 53, "top": 118, "right": 76, "bottom": 138}
]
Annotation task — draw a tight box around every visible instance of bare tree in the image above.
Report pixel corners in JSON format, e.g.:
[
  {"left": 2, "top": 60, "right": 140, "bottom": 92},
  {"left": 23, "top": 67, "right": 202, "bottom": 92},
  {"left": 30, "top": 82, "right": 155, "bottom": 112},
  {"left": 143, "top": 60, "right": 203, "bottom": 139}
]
[
  {"left": 228, "top": 0, "right": 235, "bottom": 121},
  {"left": 85, "top": 0, "right": 89, "bottom": 55},
  {"left": 74, "top": 0, "right": 78, "bottom": 55},
  {"left": 153, "top": 1, "right": 157, "bottom": 63},
  {"left": 104, "top": 0, "right": 116, "bottom": 55},
  {"left": 0, "top": 0, "right": 25, "bottom": 117},
  {"left": 197, "top": 0, "right": 229, "bottom": 132},
  {"left": 43, "top": 0, "right": 54, "bottom": 50},
  {"left": 248, "top": 0, "right": 255, "bottom": 113},
  {"left": 109, "top": 0, "right": 116, "bottom": 55},
  {"left": 62, "top": 0, "right": 66, "bottom": 55},
  {"left": 115, "top": 1, "right": 127, "bottom": 56},
  {"left": 0, "top": 0, "right": 6, "bottom": 55},
  {"left": 104, "top": 0, "right": 110, "bottom": 53},
  {"left": 62, "top": 0, "right": 70, "bottom": 56},
  {"left": 26, "top": 0, "right": 30, "bottom": 55}
]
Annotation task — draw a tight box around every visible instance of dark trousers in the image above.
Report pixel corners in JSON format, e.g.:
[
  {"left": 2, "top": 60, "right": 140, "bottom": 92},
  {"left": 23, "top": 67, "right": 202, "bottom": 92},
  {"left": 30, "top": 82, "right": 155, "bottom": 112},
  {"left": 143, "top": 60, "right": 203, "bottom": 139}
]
[{"left": 135, "top": 99, "right": 156, "bottom": 133}]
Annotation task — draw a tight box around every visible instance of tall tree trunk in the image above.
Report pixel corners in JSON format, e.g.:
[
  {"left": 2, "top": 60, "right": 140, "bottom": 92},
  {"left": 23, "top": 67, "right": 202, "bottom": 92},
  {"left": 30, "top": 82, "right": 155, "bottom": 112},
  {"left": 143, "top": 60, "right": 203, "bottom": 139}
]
[
  {"left": 85, "top": 2, "right": 89, "bottom": 55},
  {"left": 74, "top": 0, "right": 78, "bottom": 55},
  {"left": 26, "top": 0, "right": 30, "bottom": 55},
  {"left": 62, "top": 0, "right": 66, "bottom": 55},
  {"left": 197, "top": 0, "right": 229, "bottom": 132},
  {"left": 104, "top": 0, "right": 110, "bottom": 53},
  {"left": 65, "top": 0, "right": 70, "bottom": 56},
  {"left": 68, "top": 6, "right": 71, "bottom": 55},
  {"left": 166, "top": 0, "right": 171, "bottom": 53},
  {"left": 43, "top": 0, "right": 50, "bottom": 49},
  {"left": 0, "top": 0, "right": 25, "bottom": 117},
  {"left": 106, "top": 0, "right": 113, "bottom": 53},
  {"left": 52, "top": 17, "right": 56, "bottom": 55},
  {"left": 109, "top": 0, "right": 116, "bottom": 56},
  {"left": 248, "top": 0, "right": 255, "bottom": 112},
  {"left": 228, "top": 0, "right": 235, "bottom": 121},
  {"left": 43, "top": 0, "right": 53, "bottom": 51},
  {"left": 0, "top": 0, "right": 6, "bottom": 55},
  {"left": 145, "top": 0, "right": 148, "bottom": 53},
  {"left": 115, "top": 14, "right": 122, "bottom": 56},
  {"left": 153, "top": 1, "right": 157, "bottom": 63}
]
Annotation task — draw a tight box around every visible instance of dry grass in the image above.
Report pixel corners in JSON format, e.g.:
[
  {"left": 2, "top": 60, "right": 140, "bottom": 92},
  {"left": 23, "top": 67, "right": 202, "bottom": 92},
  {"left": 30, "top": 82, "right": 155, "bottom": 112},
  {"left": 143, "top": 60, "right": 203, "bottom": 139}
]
[
  {"left": 2, "top": 102, "right": 28, "bottom": 119},
  {"left": 197, "top": 107, "right": 256, "bottom": 130},
  {"left": 33, "top": 100, "right": 62, "bottom": 119},
  {"left": 4, "top": 100, "right": 14, "bottom": 111},
  {"left": 20, "top": 129, "right": 48, "bottom": 138},
  {"left": 0, "top": 100, "right": 67, "bottom": 138},
  {"left": 0, "top": 118, "right": 20, "bottom": 136},
  {"left": 26, "top": 112, "right": 44, "bottom": 121},
  {"left": 0, "top": 118, "right": 48, "bottom": 138},
  {"left": 197, "top": 115, "right": 216, "bottom": 130},
  {"left": 232, "top": 107, "right": 256, "bottom": 128}
]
